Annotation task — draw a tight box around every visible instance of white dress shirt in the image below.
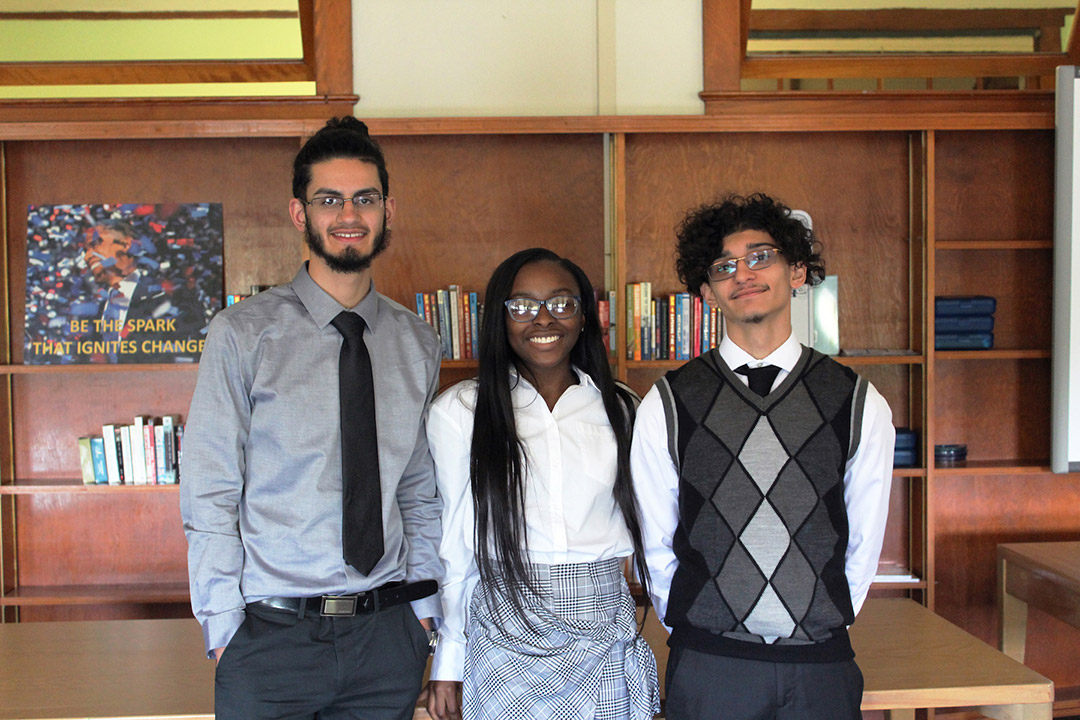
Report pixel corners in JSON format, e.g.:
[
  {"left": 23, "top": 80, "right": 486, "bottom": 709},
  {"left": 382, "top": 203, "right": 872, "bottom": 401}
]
[
  {"left": 427, "top": 368, "right": 633, "bottom": 681},
  {"left": 630, "top": 332, "right": 894, "bottom": 631}
]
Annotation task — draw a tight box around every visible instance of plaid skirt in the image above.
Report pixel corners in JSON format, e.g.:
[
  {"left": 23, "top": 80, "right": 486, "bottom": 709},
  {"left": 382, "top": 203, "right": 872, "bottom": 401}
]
[{"left": 461, "top": 557, "right": 660, "bottom": 720}]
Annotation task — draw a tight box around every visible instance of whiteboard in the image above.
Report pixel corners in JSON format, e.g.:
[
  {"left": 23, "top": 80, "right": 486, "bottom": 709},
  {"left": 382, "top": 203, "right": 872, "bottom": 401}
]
[{"left": 1052, "top": 66, "right": 1080, "bottom": 472}]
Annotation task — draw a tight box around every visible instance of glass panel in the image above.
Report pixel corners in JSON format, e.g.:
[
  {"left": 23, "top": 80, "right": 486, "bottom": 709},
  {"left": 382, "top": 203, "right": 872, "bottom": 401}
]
[
  {"left": 0, "top": 3, "right": 303, "bottom": 62},
  {"left": 748, "top": 0, "right": 1075, "bottom": 55}
]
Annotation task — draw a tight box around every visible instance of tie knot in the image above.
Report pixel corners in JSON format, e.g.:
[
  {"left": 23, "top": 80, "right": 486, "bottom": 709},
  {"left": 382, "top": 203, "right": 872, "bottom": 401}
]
[
  {"left": 735, "top": 363, "right": 781, "bottom": 398},
  {"left": 331, "top": 311, "right": 367, "bottom": 341}
]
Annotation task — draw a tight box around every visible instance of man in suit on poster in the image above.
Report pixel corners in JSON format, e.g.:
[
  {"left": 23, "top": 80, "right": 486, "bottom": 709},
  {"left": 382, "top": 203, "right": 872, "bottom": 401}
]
[
  {"left": 80, "top": 219, "right": 206, "bottom": 361},
  {"left": 631, "top": 192, "right": 894, "bottom": 720},
  {"left": 181, "top": 116, "right": 443, "bottom": 720}
]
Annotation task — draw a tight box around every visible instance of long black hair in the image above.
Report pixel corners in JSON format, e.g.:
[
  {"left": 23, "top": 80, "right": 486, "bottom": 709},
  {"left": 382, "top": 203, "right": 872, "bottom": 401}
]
[{"left": 470, "top": 247, "right": 650, "bottom": 621}]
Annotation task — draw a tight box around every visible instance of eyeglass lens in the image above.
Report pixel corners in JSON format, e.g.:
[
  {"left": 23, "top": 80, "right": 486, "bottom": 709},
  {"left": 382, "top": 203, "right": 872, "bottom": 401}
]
[
  {"left": 709, "top": 248, "right": 779, "bottom": 280},
  {"left": 505, "top": 296, "right": 580, "bottom": 321}
]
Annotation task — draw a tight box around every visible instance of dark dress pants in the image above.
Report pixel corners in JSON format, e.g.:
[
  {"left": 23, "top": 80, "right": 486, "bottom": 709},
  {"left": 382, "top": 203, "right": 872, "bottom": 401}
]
[
  {"left": 214, "top": 601, "right": 430, "bottom": 720},
  {"left": 664, "top": 645, "right": 864, "bottom": 720}
]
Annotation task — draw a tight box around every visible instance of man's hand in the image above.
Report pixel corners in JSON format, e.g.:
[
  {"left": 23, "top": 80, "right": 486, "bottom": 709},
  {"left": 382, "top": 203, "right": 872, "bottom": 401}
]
[
  {"left": 426, "top": 680, "right": 462, "bottom": 720},
  {"left": 418, "top": 617, "right": 433, "bottom": 632},
  {"left": 212, "top": 647, "right": 225, "bottom": 664}
]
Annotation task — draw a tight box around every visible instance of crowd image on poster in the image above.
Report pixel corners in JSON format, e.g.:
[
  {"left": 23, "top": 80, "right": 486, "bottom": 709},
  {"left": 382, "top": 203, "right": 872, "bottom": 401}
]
[{"left": 24, "top": 203, "right": 224, "bottom": 364}]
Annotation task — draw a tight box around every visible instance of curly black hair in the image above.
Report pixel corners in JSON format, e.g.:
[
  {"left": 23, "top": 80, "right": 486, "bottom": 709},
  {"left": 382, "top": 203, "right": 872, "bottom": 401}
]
[{"left": 675, "top": 192, "right": 825, "bottom": 296}]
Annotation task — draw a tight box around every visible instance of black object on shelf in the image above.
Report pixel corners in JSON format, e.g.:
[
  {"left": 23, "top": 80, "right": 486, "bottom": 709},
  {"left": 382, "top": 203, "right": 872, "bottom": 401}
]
[{"left": 934, "top": 443, "right": 968, "bottom": 465}]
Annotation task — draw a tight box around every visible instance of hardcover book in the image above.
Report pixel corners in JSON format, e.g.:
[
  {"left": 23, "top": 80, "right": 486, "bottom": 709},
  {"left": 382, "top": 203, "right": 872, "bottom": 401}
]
[{"left": 23, "top": 203, "right": 224, "bottom": 365}]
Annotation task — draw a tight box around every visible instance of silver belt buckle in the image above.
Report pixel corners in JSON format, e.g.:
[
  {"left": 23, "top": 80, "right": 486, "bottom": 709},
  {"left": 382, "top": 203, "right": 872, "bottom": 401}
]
[{"left": 320, "top": 595, "right": 358, "bottom": 616}]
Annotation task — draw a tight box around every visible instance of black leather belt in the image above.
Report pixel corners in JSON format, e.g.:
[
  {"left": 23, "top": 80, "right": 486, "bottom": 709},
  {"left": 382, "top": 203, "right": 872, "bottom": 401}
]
[{"left": 253, "top": 579, "right": 438, "bottom": 618}]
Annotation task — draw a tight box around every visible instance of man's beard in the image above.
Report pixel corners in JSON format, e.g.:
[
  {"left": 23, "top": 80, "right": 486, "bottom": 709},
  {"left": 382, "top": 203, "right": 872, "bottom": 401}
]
[{"left": 304, "top": 214, "right": 391, "bottom": 274}]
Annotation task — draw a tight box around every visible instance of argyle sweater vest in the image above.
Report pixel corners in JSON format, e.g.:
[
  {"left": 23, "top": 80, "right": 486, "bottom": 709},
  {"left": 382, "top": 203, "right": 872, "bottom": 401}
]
[{"left": 657, "top": 346, "right": 868, "bottom": 663}]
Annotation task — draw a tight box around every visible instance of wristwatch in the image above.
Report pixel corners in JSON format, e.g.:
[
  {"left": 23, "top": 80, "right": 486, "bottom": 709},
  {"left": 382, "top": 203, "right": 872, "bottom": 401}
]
[{"left": 426, "top": 628, "right": 439, "bottom": 655}]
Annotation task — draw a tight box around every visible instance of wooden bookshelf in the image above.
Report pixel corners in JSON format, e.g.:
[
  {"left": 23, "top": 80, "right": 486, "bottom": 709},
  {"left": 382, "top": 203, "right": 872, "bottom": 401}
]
[{"left": 1, "top": 89, "right": 1078, "bottom": 704}]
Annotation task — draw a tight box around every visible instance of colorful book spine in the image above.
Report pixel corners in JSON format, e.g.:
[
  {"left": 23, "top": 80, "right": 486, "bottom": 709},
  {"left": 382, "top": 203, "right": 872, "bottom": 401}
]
[
  {"left": 143, "top": 418, "right": 158, "bottom": 485},
  {"left": 90, "top": 436, "right": 108, "bottom": 484},
  {"left": 461, "top": 290, "right": 473, "bottom": 360},
  {"left": 448, "top": 285, "right": 462, "bottom": 360},
  {"left": 119, "top": 426, "right": 134, "bottom": 486},
  {"left": 607, "top": 290, "right": 616, "bottom": 353},
  {"left": 155, "top": 424, "right": 166, "bottom": 484},
  {"left": 161, "top": 416, "right": 177, "bottom": 484},
  {"left": 78, "top": 437, "right": 96, "bottom": 485},
  {"left": 102, "top": 424, "right": 121, "bottom": 485},
  {"left": 131, "top": 417, "right": 148, "bottom": 485}
]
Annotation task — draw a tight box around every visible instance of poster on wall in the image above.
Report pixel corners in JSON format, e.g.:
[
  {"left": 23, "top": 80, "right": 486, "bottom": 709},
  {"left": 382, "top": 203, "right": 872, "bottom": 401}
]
[{"left": 23, "top": 203, "right": 224, "bottom": 365}]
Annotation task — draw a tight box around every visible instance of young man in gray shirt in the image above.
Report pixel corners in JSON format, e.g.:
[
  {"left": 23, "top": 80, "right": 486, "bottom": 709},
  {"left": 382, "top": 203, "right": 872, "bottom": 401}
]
[{"left": 181, "top": 117, "right": 443, "bottom": 720}]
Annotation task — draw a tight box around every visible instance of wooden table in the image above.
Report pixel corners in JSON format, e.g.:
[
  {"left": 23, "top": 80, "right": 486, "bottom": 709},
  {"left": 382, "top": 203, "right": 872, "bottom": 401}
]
[
  {"left": 0, "top": 602, "right": 1054, "bottom": 720},
  {"left": 0, "top": 618, "right": 214, "bottom": 720},
  {"left": 853, "top": 598, "right": 1053, "bottom": 720},
  {"left": 997, "top": 541, "right": 1080, "bottom": 664}
]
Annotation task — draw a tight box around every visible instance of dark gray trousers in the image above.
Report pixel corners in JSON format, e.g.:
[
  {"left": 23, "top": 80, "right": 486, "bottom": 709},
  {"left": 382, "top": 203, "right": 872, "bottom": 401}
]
[
  {"left": 214, "top": 602, "right": 429, "bottom": 720},
  {"left": 665, "top": 646, "right": 864, "bottom": 720}
]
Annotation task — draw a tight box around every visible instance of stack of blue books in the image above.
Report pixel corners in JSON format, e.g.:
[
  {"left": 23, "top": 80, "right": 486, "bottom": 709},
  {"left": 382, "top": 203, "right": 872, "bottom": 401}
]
[
  {"left": 935, "top": 296, "right": 995, "bottom": 350},
  {"left": 894, "top": 428, "right": 918, "bottom": 468}
]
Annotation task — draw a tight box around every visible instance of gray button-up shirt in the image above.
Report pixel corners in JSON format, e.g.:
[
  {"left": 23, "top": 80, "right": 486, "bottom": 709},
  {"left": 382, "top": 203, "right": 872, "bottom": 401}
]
[{"left": 180, "top": 263, "right": 443, "bottom": 655}]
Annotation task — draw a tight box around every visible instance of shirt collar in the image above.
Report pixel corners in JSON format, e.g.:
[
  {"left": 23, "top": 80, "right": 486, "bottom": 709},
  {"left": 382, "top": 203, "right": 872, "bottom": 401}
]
[
  {"left": 508, "top": 365, "right": 599, "bottom": 395},
  {"left": 291, "top": 262, "right": 380, "bottom": 331},
  {"left": 114, "top": 270, "right": 142, "bottom": 301},
  {"left": 719, "top": 331, "right": 801, "bottom": 373}
]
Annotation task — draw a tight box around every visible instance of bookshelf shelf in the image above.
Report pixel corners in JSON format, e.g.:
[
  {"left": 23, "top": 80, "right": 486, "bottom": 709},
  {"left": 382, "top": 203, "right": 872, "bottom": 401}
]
[
  {"left": 834, "top": 353, "right": 924, "bottom": 366},
  {"left": 934, "top": 460, "right": 1052, "bottom": 476},
  {"left": 0, "top": 363, "right": 199, "bottom": 375},
  {"left": 625, "top": 353, "right": 924, "bottom": 371},
  {"left": 0, "top": 479, "right": 180, "bottom": 494},
  {"left": 893, "top": 467, "right": 927, "bottom": 478},
  {"left": 934, "top": 349, "right": 1050, "bottom": 361},
  {"left": 935, "top": 239, "right": 1052, "bottom": 250},
  {"left": 0, "top": 582, "right": 189, "bottom": 606}
]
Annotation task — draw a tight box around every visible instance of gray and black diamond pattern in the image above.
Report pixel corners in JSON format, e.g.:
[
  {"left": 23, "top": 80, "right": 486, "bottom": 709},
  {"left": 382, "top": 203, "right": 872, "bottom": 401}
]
[{"left": 663, "top": 348, "right": 860, "bottom": 645}]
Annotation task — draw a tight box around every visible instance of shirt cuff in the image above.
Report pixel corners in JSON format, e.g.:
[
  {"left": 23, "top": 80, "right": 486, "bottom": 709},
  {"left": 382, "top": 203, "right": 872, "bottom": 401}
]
[
  {"left": 410, "top": 594, "right": 441, "bottom": 625},
  {"left": 429, "top": 636, "right": 466, "bottom": 681},
  {"left": 202, "top": 608, "right": 246, "bottom": 659}
]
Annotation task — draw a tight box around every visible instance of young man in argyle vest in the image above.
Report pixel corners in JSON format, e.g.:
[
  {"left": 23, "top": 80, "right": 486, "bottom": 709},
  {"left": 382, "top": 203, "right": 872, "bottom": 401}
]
[{"left": 631, "top": 192, "right": 894, "bottom": 720}]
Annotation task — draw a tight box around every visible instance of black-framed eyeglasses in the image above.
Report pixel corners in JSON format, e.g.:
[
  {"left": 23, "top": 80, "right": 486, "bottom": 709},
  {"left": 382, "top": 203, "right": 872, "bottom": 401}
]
[
  {"left": 504, "top": 295, "right": 582, "bottom": 322},
  {"left": 302, "top": 192, "right": 385, "bottom": 215},
  {"left": 707, "top": 247, "right": 782, "bottom": 282}
]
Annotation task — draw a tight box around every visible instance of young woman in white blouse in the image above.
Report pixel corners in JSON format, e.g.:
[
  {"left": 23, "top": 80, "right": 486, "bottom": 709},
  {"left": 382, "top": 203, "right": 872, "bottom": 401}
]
[{"left": 425, "top": 248, "right": 659, "bottom": 720}]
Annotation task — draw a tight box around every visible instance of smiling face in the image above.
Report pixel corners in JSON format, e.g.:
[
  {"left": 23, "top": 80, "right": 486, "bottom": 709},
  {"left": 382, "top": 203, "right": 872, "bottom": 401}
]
[
  {"left": 699, "top": 228, "right": 806, "bottom": 338},
  {"left": 83, "top": 225, "right": 137, "bottom": 288},
  {"left": 288, "top": 157, "right": 395, "bottom": 276},
  {"left": 505, "top": 260, "right": 585, "bottom": 383}
]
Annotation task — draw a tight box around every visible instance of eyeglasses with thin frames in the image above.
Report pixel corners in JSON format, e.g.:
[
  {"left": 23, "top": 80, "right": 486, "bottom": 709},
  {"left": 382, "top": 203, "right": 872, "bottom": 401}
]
[
  {"left": 707, "top": 247, "right": 783, "bottom": 282},
  {"left": 302, "top": 192, "right": 385, "bottom": 216},
  {"left": 504, "top": 295, "right": 582, "bottom": 322}
]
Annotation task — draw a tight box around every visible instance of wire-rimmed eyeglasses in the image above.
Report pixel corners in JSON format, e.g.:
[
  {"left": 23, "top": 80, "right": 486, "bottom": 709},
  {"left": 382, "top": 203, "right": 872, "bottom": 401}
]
[
  {"left": 302, "top": 192, "right": 385, "bottom": 215},
  {"left": 504, "top": 295, "right": 582, "bottom": 322},
  {"left": 707, "top": 247, "right": 782, "bottom": 282}
]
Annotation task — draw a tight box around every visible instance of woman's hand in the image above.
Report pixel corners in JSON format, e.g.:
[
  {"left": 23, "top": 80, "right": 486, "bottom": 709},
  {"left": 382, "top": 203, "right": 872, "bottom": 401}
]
[{"left": 426, "top": 680, "right": 462, "bottom": 720}]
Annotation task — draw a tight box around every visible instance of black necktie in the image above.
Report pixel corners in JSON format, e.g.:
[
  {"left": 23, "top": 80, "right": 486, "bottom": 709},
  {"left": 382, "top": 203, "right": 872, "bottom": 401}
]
[
  {"left": 330, "top": 311, "right": 384, "bottom": 575},
  {"left": 735, "top": 363, "right": 781, "bottom": 398}
]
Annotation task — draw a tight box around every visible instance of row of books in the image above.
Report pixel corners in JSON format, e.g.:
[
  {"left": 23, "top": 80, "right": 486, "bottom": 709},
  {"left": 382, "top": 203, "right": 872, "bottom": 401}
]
[
  {"left": 226, "top": 285, "right": 275, "bottom": 307},
  {"left": 626, "top": 283, "right": 724, "bottom": 361},
  {"left": 77, "top": 416, "right": 183, "bottom": 485},
  {"left": 415, "top": 286, "right": 483, "bottom": 360}
]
